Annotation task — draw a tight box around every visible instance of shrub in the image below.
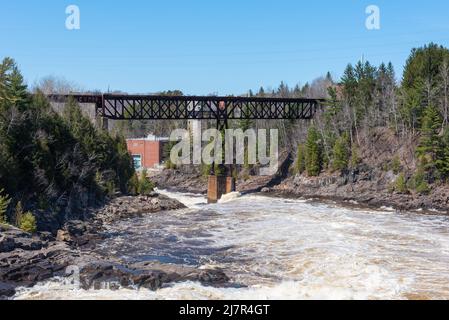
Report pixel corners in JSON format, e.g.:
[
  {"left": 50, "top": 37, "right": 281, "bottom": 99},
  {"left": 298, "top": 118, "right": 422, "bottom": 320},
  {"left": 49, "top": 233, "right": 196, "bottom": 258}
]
[
  {"left": 0, "top": 189, "right": 11, "bottom": 224},
  {"left": 351, "top": 146, "right": 360, "bottom": 168},
  {"left": 415, "top": 181, "right": 430, "bottom": 195},
  {"left": 14, "top": 201, "right": 24, "bottom": 226},
  {"left": 391, "top": 155, "right": 401, "bottom": 174},
  {"left": 164, "top": 159, "right": 177, "bottom": 170},
  {"left": 138, "top": 169, "right": 155, "bottom": 195},
  {"left": 105, "top": 180, "right": 116, "bottom": 197},
  {"left": 409, "top": 169, "right": 431, "bottom": 195},
  {"left": 128, "top": 172, "right": 139, "bottom": 195},
  {"left": 394, "top": 173, "right": 408, "bottom": 194},
  {"left": 19, "top": 212, "right": 37, "bottom": 234}
]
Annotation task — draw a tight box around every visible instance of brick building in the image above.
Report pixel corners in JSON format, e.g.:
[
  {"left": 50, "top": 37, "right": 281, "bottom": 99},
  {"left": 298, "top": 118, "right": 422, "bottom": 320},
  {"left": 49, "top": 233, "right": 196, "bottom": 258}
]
[{"left": 126, "top": 134, "right": 168, "bottom": 170}]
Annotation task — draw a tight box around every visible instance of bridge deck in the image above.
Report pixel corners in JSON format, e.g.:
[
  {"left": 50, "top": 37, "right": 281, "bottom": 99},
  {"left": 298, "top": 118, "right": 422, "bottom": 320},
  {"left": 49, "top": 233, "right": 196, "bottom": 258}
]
[{"left": 48, "top": 94, "right": 325, "bottom": 121}]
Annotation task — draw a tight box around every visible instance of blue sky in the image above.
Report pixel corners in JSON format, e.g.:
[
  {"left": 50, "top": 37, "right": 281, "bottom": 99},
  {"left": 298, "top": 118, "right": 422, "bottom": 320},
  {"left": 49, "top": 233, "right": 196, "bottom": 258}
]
[{"left": 2, "top": 0, "right": 449, "bottom": 95}]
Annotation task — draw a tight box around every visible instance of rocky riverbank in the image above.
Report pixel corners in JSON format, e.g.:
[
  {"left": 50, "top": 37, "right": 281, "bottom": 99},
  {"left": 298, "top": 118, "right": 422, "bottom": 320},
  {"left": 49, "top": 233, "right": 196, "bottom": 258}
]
[
  {"left": 150, "top": 165, "right": 449, "bottom": 214},
  {"left": 264, "top": 168, "right": 449, "bottom": 214},
  {"left": 150, "top": 169, "right": 208, "bottom": 194},
  {"left": 0, "top": 193, "right": 230, "bottom": 299}
]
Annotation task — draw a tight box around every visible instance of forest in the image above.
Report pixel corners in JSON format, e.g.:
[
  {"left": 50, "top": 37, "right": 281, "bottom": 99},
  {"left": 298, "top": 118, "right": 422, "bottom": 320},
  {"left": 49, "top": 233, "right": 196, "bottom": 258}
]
[{"left": 0, "top": 58, "right": 136, "bottom": 232}]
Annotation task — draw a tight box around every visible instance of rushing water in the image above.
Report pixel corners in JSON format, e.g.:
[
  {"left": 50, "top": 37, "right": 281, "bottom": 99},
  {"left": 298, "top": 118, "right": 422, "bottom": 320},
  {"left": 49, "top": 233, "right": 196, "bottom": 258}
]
[{"left": 15, "top": 190, "right": 449, "bottom": 300}]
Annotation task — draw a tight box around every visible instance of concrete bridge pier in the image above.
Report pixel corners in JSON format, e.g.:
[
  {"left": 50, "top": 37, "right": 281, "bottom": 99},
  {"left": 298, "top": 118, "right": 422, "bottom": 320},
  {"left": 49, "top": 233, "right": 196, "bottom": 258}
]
[
  {"left": 95, "top": 116, "right": 109, "bottom": 131},
  {"left": 102, "top": 117, "right": 109, "bottom": 131},
  {"left": 207, "top": 175, "right": 236, "bottom": 204}
]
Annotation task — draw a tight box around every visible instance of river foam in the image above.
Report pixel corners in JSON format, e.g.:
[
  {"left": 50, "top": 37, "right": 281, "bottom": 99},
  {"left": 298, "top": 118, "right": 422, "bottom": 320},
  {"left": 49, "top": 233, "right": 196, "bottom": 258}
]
[{"left": 14, "top": 191, "right": 449, "bottom": 300}]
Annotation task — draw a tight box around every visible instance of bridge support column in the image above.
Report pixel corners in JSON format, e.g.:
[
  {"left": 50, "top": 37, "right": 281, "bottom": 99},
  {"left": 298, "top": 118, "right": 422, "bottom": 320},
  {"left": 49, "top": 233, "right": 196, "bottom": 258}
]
[
  {"left": 226, "top": 176, "right": 236, "bottom": 194},
  {"left": 207, "top": 175, "right": 226, "bottom": 204},
  {"left": 101, "top": 117, "right": 109, "bottom": 131}
]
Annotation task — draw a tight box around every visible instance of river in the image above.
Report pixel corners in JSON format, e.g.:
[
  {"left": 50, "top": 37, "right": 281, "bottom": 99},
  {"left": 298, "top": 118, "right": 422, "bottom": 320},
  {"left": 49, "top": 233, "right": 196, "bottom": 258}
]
[{"left": 14, "top": 190, "right": 449, "bottom": 300}]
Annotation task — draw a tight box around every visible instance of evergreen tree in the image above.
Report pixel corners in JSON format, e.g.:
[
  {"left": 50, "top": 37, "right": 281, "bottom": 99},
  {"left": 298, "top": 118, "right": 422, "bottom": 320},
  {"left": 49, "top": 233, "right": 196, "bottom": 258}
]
[
  {"left": 332, "top": 132, "right": 350, "bottom": 171},
  {"left": 305, "top": 126, "right": 322, "bottom": 176},
  {"left": 436, "top": 128, "right": 449, "bottom": 179},
  {"left": 0, "top": 57, "right": 135, "bottom": 230},
  {"left": 8, "top": 65, "right": 29, "bottom": 110},
  {"left": 0, "top": 189, "right": 10, "bottom": 224},
  {"left": 417, "top": 105, "right": 442, "bottom": 174},
  {"left": 401, "top": 43, "right": 449, "bottom": 130}
]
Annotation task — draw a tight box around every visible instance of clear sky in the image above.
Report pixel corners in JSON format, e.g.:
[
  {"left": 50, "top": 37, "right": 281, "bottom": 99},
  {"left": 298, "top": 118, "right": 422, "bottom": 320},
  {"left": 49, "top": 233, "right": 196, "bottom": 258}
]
[{"left": 2, "top": 0, "right": 449, "bottom": 95}]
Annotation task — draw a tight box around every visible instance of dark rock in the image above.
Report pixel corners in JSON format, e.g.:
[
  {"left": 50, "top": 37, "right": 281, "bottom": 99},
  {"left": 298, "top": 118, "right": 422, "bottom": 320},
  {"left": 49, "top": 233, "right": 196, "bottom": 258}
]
[
  {"left": 149, "top": 169, "right": 208, "bottom": 194},
  {"left": 185, "top": 269, "right": 230, "bottom": 286},
  {"left": 131, "top": 271, "right": 168, "bottom": 290},
  {"left": 14, "top": 237, "right": 44, "bottom": 251},
  {"left": 0, "top": 225, "right": 30, "bottom": 238},
  {"left": 0, "top": 243, "right": 75, "bottom": 288},
  {"left": 0, "top": 226, "right": 44, "bottom": 253},
  {"left": 34, "top": 209, "right": 61, "bottom": 235},
  {"left": 0, "top": 282, "right": 15, "bottom": 298},
  {"left": 65, "top": 220, "right": 87, "bottom": 237},
  {"left": 0, "top": 236, "right": 16, "bottom": 253},
  {"left": 79, "top": 262, "right": 168, "bottom": 291},
  {"left": 96, "top": 194, "right": 186, "bottom": 223},
  {"left": 38, "top": 232, "right": 55, "bottom": 242},
  {"left": 78, "top": 261, "right": 231, "bottom": 292}
]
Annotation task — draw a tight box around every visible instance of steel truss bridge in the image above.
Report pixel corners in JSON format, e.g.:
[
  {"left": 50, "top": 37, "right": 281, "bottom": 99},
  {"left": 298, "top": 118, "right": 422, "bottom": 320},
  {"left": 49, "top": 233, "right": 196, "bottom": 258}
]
[{"left": 48, "top": 94, "right": 325, "bottom": 129}]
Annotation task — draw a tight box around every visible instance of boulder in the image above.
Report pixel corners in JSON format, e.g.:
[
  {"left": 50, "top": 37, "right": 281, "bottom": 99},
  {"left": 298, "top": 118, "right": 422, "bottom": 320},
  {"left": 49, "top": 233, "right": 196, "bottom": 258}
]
[
  {"left": 0, "top": 226, "right": 44, "bottom": 253},
  {"left": 56, "top": 230, "right": 71, "bottom": 243},
  {"left": 185, "top": 269, "right": 230, "bottom": 286},
  {"left": 0, "top": 236, "right": 15, "bottom": 253},
  {"left": 0, "top": 282, "right": 15, "bottom": 298},
  {"left": 65, "top": 220, "right": 87, "bottom": 237},
  {"left": 79, "top": 262, "right": 166, "bottom": 291},
  {"left": 0, "top": 243, "right": 75, "bottom": 288}
]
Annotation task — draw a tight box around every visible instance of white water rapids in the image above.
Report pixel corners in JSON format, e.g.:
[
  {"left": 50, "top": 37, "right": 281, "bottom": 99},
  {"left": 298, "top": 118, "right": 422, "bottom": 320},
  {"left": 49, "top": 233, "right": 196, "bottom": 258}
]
[{"left": 14, "top": 190, "right": 449, "bottom": 300}]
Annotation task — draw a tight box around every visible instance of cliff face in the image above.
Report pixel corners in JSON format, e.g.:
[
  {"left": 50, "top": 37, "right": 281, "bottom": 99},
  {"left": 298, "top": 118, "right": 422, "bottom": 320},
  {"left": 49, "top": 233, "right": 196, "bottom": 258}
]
[{"left": 269, "top": 128, "right": 449, "bottom": 213}]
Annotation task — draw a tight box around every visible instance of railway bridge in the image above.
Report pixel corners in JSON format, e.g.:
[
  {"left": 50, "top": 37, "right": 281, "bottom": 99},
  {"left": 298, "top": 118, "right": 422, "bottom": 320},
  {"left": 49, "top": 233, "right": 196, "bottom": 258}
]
[{"left": 49, "top": 94, "right": 325, "bottom": 202}]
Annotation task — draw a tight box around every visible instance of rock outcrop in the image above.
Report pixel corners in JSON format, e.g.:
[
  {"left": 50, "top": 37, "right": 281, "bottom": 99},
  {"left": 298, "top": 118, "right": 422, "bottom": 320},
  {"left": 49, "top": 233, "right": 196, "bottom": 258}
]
[
  {"left": 0, "top": 192, "right": 229, "bottom": 299},
  {"left": 150, "top": 169, "right": 208, "bottom": 194},
  {"left": 77, "top": 261, "right": 229, "bottom": 292},
  {"left": 266, "top": 166, "right": 449, "bottom": 213},
  {"left": 95, "top": 193, "right": 186, "bottom": 223}
]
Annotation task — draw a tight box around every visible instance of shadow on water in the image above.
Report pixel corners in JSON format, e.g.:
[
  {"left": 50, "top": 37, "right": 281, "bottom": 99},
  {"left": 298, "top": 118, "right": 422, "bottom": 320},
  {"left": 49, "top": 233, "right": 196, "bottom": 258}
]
[{"left": 93, "top": 208, "right": 238, "bottom": 267}]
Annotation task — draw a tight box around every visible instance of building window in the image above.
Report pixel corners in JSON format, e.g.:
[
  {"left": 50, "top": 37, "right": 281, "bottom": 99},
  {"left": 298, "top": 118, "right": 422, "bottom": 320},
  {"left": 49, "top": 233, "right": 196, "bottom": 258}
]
[{"left": 132, "top": 155, "right": 142, "bottom": 170}]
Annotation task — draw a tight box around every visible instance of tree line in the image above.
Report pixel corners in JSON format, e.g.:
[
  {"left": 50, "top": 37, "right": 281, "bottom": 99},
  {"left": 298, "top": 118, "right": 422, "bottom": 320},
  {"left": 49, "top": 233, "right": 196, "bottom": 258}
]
[
  {"left": 239, "top": 43, "right": 449, "bottom": 194},
  {"left": 0, "top": 58, "right": 154, "bottom": 232}
]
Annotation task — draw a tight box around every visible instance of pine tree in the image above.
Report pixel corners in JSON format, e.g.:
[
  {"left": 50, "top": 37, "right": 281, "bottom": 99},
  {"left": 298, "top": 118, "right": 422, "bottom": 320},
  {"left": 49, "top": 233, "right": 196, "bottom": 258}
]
[
  {"left": 417, "top": 105, "right": 442, "bottom": 174},
  {"left": 332, "top": 132, "right": 350, "bottom": 171},
  {"left": 8, "top": 65, "right": 29, "bottom": 111},
  {"left": 0, "top": 189, "right": 10, "bottom": 224},
  {"left": 305, "top": 126, "right": 322, "bottom": 176},
  {"left": 401, "top": 43, "right": 449, "bottom": 131},
  {"left": 0, "top": 58, "right": 14, "bottom": 109},
  {"left": 436, "top": 128, "right": 449, "bottom": 179}
]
